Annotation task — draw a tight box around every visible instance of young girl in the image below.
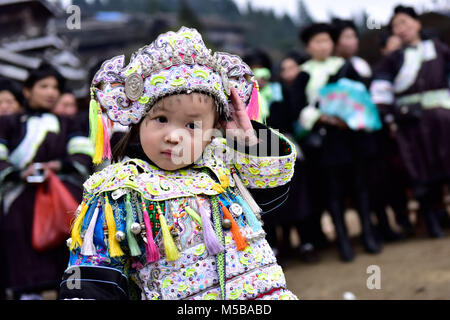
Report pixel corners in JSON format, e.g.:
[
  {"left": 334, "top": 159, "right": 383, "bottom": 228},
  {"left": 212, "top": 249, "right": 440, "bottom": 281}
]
[{"left": 59, "top": 27, "right": 298, "bottom": 300}]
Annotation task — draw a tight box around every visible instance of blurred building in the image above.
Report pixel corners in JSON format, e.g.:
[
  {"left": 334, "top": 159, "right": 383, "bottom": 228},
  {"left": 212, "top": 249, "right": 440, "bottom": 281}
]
[{"left": 0, "top": 0, "right": 87, "bottom": 96}]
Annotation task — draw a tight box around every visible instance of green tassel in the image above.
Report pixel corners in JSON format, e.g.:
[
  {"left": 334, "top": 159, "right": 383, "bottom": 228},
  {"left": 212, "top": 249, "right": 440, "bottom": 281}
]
[
  {"left": 125, "top": 194, "right": 142, "bottom": 257},
  {"left": 89, "top": 95, "right": 99, "bottom": 144},
  {"left": 185, "top": 206, "right": 202, "bottom": 227}
]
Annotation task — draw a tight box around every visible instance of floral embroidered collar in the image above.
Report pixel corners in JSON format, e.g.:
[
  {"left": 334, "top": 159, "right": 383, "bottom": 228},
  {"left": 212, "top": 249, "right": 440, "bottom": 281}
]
[{"left": 83, "top": 138, "right": 235, "bottom": 201}]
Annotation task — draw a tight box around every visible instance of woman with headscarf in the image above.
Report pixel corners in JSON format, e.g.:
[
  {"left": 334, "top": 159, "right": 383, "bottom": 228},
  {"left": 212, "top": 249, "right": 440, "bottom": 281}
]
[
  {"left": 370, "top": 5, "right": 450, "bottom": 238},
  {"left": 0, "top": 63, "right": 93, "bottom": 299}
]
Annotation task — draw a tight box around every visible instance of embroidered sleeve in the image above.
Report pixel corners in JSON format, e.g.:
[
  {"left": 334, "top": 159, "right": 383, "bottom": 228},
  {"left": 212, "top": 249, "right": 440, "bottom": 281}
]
[{"left": 229, "top": 121, "right": 297, "bottom": 189}]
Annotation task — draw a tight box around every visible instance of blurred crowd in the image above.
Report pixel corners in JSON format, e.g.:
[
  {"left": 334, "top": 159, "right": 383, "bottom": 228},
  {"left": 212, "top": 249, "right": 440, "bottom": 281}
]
[{"left": 0, "top": 4, "right": 449, "bottom": 299}]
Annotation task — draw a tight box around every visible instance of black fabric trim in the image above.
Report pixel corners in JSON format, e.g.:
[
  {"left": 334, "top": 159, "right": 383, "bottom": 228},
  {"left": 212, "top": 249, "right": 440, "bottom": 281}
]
[
  {"left": 249, "top": 183, "right": 291, "bottom": 213},
  {"left": 227, "top": 121, "right": 293, "bottom": 157},
  {"left": 59, "top": 266, "right": 129, "bottom": 300}
]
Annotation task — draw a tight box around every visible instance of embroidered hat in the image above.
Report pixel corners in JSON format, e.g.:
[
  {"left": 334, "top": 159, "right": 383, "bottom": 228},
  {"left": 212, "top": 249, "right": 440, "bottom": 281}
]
[
  {"left": 88, "top": 26, "right": 260, "bottom": 164},
  {"left": 92, "top": 26, "right": 255, "bottom": 125}
]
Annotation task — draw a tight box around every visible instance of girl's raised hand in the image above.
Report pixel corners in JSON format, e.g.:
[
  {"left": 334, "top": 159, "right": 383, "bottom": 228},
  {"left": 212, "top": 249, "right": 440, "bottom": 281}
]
[{"left": 219, "top": 88, "right": 258, "bottom": 146}]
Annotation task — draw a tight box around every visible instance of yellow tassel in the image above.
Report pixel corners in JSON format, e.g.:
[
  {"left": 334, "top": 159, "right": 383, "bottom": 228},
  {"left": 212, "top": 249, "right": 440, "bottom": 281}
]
[
  {"left": 93, "top": 114, "right": 104, "bottom": 164},
  {"left": 158, "top": 208, "right": 180, "bottom": 261},
  {"left": 104, "top": 195, "right": 124, "bottom": 257},
  {"left": 70, "top": 200, "right": 89, "bottom": 251}
]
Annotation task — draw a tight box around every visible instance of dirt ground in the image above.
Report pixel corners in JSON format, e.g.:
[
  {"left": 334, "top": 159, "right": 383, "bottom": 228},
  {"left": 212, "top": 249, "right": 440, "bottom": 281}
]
[{"left": 283, "top": 210, "right": 450, "bottom": 300}]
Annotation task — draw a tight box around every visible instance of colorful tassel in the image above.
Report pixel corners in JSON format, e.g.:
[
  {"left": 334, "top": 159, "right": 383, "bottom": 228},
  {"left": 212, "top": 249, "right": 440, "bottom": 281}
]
[
  {"left": 234, "top": 194, "right": 263, "bottom": 232},
  {"left": 88, "top": 94, "right": 99, "bottom": 144},
  {"left": 185, "top": 206, "right": 203, "bottom": 227},
  {"left": 220, "top": 202, "right": 247, "bottom": 251},
  {"left": 142, "top": 202, "right": 160, "bottom": 263},
  {"left": 246, "top": 81, "right": 261, "bottom": 121},
  {"left": 102, "top": 117, "right": 112, "bottom": 160},
  {"left": 157, "top": 205, "right": 180, "bottom": 261},
  {"left": 93, "top": 114, "right": 104, "bottom": 164},
  {"left": 231, "top": 168, "right": 262, "bottom": 215},
  {"left": 70, "top": 200, "right": 89, "bottom": 251},
  {"left": 104, "top": 195, "right": 124, "bottom": 257},
  {"left": 125, "top": 194, "right": 142, "bottom": 257},
  {"left": 81, "top": 203, "right": 100, "bottom": 256},
  {"left": 197, "top": 200, "right": 224, "bottom": 255}
]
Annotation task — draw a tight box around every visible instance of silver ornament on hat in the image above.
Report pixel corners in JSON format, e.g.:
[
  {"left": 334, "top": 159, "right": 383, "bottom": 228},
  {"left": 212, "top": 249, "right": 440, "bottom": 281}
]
[
  {"left": 160, "top": 50, "right": 172, "bottom": 69},
  {"left": 141, "top": 62, "right": 151, "bottom": 78},
  {"left": 66, "top": 237, "right": 72, "bottom": 248},
  {"left": 171, "top": 48, "right": 182, "bottom": 65},
  {"left": 183, "top": 48, "right": 194, "bottom": 65},
  {"left": 125, "top": 72, "right": 144, "bottom": 101}
]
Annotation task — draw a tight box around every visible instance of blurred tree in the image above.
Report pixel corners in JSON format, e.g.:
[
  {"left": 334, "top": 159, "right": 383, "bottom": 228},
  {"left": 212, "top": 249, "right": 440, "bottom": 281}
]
[
  {"left": 177, "top": 0, "right": 204, "bottom": 33},
  {"left": 297, "top": 0, "right": 314, "bottom": 27}
]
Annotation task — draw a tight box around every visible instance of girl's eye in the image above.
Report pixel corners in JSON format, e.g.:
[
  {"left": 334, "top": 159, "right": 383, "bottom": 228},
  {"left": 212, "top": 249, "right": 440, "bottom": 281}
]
[
  {"left": 156, "top": 116, "right": 168, "bottom": 123},
  {"left": 186, "top": 122, "right": 197, "bottom": 130}
]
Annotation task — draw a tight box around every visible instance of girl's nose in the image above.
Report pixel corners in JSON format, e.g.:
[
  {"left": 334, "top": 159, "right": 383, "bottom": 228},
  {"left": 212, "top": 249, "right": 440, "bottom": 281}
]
[{"left": 164, "top": 130, "right": 182, "bottom": 144}]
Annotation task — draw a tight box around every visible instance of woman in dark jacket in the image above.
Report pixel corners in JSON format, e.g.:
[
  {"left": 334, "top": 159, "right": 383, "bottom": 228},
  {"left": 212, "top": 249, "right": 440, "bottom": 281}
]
[{"left": 0, "top": 63, "right": 93, "bottom": 299}]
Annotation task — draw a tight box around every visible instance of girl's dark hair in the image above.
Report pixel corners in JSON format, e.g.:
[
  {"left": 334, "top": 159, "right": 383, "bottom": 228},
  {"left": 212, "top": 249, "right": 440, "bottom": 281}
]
[
  {"left": 243, "top": 48, "right": 273, "bottom": 72},
  {"left": 299, "top": 23, "right": 332, "bottom": 45},
  {"left": 24, "top": 62, "right": 65, "bottom": 92},
  {"left": 282, "top": 50, "right": 309, "bottom": 65},
  {"left": 111, "top": 123, "right": 141, "bottom": 163},
  {"left": 330, "top": 18, "right": 358, "bottom": 43},
  {"left": 389, "top": 5, "right": 420, "bottom": 31},
  {"left": 0, "top": 77, "right": 25, "bottom": 106}
]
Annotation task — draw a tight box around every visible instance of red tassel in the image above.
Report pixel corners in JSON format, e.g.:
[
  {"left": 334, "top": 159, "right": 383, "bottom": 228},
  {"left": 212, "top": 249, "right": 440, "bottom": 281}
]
[
  {"left": 220, "top": 202, "right": 247, "bottom": 251},
  {"left": 246, "top": 81, "right": 260, "bottom": 121},
  {"left": 142, "top": 203, "right": 160, "bottom": 263},
  {"left": 102, "top": 116, "right": 112, "bottom": 160}
]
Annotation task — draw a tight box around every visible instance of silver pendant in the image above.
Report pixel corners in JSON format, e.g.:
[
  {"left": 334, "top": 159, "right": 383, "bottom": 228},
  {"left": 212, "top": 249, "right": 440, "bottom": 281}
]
[
  {"left": 229, "top": 203, "right": 243, "bottom": 217},
  {"left": 125, "top": 72, "right": 144, "bottom": 101}
]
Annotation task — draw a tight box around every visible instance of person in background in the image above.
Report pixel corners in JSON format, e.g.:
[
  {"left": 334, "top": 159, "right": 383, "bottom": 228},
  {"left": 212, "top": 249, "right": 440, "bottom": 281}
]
[
  {"left": 0, "top": 63, "right": 93, "bottom": 299},
  {"left": 369, "top": 29, "right": 413, "bottom": 240},
  {"left": 0, "top": 78, "right": 24, "bottom": 116},
  {"left": 290, "top": 23, "right": 382, "bottom": 262},
  {"left": 278, "top": 50, "right": 321, "bottom": 263},
  {"left": 332, "top": 19, "right": 404, "bottom": 242},
  {"left": 370, "top": 5, "right": 450, "bottom": 238},
  {"left": 280, "top": 51, "right": 308, "bottom": 87},
  {"left": 331, "top": 18, "right": 372, "bottom": 83},
  {"left": 379, "top": 31, "right": 402, "bottom": 57},
  {"left": 52, "top": 90, "right": 78, "bottom": 118}
]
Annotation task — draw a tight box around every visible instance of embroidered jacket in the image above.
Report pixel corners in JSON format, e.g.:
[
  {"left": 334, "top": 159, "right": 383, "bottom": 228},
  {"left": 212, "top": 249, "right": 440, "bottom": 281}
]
[{"left": 60, "top": 123, "right": 298, "bottom": 300}]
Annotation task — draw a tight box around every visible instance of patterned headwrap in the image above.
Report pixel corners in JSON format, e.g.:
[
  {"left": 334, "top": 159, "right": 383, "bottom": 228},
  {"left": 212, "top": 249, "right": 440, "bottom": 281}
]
[{"left": 88, "top": 26, "right": 260, "bottom": 164}]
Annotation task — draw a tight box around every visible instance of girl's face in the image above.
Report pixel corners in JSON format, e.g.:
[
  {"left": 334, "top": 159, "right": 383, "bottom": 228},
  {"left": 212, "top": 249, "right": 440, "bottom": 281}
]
[
  {"left": 0, "top": 90, "right": 21, "bottom": 115},
  {"left": 306, "top": 32, "right": 334, "bottom": 61},
  {"left": 280, "top": 58, "right": 300, "bottom": 85},
  {"left": 391, "top": 13, "right": 421, "bottom": 45},
  {"left": 139, "top": 93, "right": 218, "bottom": 171},
  {"left": 53, "top": 93, "right": 78, "bottom": 117},
  {"left": 24, "top": 76, "right": 60, "bottom": 110},
  {"left": 335, "top": 27, "right": 359, "bottom": 58}
]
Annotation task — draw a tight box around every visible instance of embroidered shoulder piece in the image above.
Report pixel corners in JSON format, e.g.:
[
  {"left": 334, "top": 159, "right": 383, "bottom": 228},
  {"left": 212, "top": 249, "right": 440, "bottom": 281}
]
[{"left": 84, "top": 151, "right": 234, "bottom": 201}]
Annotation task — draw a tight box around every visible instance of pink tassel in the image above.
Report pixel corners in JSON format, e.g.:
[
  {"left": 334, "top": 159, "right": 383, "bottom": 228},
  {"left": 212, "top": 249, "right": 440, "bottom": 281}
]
[
  {"left": 246, "top": 81, "right": 260, "bottom": 121},
  {"left": 102, "top": 117, "right": 112, "bottom": 160},
  {"left": 197, "top": 201, "right": 224, "bottom": 256},
  {"left": 142, "top": 204, "right": 160, "bottom": 263}
]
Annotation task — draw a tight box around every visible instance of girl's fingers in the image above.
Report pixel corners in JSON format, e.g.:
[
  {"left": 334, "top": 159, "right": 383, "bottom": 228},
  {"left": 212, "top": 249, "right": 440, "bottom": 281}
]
[{"left": 230, "top": 88, "right": 245, "bottom": 112}]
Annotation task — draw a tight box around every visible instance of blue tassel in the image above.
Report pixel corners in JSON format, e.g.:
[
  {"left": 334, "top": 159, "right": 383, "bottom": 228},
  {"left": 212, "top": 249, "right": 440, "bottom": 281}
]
[{"left": 235, "top": 194, "right": 262, "bottom": 232}]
